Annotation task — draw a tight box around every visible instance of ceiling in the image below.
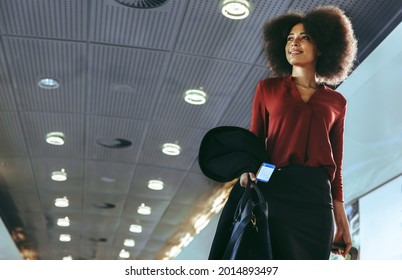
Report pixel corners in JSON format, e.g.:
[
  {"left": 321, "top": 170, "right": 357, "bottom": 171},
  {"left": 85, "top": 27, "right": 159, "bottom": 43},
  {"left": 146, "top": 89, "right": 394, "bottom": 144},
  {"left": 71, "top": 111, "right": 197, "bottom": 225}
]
[{"left": 0, "top": 0, "right": 401, "bottom": 260}]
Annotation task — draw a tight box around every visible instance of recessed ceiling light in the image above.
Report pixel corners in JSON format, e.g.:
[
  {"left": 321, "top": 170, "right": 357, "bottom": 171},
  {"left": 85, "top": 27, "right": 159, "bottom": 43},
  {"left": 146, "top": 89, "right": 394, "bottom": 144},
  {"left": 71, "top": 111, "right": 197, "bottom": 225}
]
[
  {"left": 129, "top": 224, "right": 142, "bottom": 233},
  {"left": 137, "top": 203, "right": 151, "bottom": 215},
  {"left": 59, "top": 234, "right": 71, "bottom": 242},
  {"left": 46, "top": 132, "right": 65, "bottom": 145},
  {"left": 221, "top": 0, "right": 250, "bottom": 20},
  {"left": 184, "top": 89, "right": 207, "bottom": 105},
  {"left": 57, "top": 216, "right": 70, "bottom": 227},
  {"left": 119, "top": 249, "right": 130, "bottom": 259},
  {"left": 148, "top": 179, "right": 164, "bottom": 190},
  {"left": 62, "top": 255, "right": 73, "bottom": 260},
  {"left": 124, "top": 239, "right": 135, "bottom": 247},
  {"left": 51, "top": 169, "right": 67, "bottom": 181},
  {"left": 55, "top": 196, "right": 69, "bottom": 207},
  {"left": 162, "top": 143, "right": 181, "bottom": 156},
  {"left": 38, "top": 77, "right": 60, "bottom": 89}
]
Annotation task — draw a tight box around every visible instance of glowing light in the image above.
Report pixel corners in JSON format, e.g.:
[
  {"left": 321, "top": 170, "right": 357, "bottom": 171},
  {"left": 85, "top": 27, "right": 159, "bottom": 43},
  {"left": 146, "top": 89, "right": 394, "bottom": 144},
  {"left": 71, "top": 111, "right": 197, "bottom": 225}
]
[
  {"left": 221, "top": 0, "right": 250, "bottom": 20},
  {"left": 51, "top": 169, "right": 67, "bottom": 181},
  {"left": 137, "top": 203, "right": 151, "bottom": 215},
  {"left": 148, "top": 180, "right": 164, "bottom": 190},
  {"left": 162, "top": 143, "right": 181, "bottom": 156}
]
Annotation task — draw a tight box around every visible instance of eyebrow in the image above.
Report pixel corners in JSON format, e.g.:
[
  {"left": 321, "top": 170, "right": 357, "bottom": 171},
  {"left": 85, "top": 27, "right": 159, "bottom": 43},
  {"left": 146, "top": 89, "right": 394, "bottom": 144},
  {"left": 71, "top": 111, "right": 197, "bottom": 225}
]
[{"left": 288, "top": 32, "right": 309, "bottom": 36}]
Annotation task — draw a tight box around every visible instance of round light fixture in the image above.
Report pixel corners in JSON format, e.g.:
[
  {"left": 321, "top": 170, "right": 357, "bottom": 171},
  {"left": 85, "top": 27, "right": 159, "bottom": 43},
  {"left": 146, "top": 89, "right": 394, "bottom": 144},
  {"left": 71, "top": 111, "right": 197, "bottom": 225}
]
[
  {"left": 38, "top": 78, "right": 60, "bottom": 89},
  {"left": 129, "top": 224, "right": 142, "bottom": 233},
  {"left": 51, "top": 169, "right": 67, "bottom": 181},
  {"left": 55, "top": 196, "right": 69, "bottom": 207},
  {"left": 57, "top": 217, "right": 70, "bottom": 227},
  {"left": 124, "top": 239, "right": 135, "bottom": 247},
  {"left": 162, "top": 143, "right": 181, "bottom": 156},
  {"left": 59, "top": 234, "right": 71, "bottom": 242},
  {"left": 137, "top": 203, "right": 151, "bottom": 215},
  {"left": 148, "top": 179, "right": 164, "bottom": 190},
  {"left": 46, "top": 132, "right": 65, "bottom": 145},
  {"left": 184, "top": 89, "right": 207, "bottom": 105},
  {"left": 119, "top": 249, "right": 130, "bottom": 259},
  {"left": 221, "top": 0, "right": 250, "bottom": 20}
]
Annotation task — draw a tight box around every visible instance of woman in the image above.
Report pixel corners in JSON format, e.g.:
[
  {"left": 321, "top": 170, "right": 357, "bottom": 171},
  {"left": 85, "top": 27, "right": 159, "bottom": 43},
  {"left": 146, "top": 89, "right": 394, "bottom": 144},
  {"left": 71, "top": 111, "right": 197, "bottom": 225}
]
[{"left": 209, "top": 6, "right": 357, "bottom": 260}]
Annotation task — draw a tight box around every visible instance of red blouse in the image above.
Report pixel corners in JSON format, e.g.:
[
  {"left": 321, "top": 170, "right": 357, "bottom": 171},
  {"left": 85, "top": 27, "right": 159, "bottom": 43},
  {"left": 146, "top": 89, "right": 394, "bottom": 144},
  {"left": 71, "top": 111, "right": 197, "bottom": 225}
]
[{"left": 250, "top": 76, "right": 346, "bottom": 201}]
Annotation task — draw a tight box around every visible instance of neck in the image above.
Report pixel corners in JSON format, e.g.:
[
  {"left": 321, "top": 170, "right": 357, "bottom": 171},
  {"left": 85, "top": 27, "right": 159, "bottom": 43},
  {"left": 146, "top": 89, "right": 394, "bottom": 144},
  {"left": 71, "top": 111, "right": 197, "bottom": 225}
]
[{"left": 291, "top": 66, "right": 317, "bottom": 89}]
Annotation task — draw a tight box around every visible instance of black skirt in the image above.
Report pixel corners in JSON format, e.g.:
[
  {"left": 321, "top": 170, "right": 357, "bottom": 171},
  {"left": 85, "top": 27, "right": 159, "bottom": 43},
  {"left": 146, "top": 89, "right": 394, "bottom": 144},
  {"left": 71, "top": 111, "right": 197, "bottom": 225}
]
[{"left": 209, "top": 164, "right": 334, "bottom": 260}]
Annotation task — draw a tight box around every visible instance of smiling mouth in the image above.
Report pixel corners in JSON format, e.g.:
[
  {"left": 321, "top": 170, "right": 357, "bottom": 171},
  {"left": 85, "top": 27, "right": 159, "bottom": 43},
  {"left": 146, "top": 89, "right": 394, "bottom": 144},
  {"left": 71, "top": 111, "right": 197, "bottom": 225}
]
[{"left": 289, "top": 50, "right": 302, "bottom": 55}]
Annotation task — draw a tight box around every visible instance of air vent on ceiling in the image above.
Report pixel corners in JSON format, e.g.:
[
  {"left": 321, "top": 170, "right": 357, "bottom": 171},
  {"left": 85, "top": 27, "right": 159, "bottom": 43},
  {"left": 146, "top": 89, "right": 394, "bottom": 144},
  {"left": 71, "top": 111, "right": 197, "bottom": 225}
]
[
  {"left": 96, "top": 138, "right": 132, "bottom": 149},
  {"left": 113, "top": 0, "right": 170, "bottom": 9},
  {"left": 89, "top": 237, "right": 108, "bottom": 243},
  {"left": 92, "top": 202, "right": 116, "bottom": 209}
]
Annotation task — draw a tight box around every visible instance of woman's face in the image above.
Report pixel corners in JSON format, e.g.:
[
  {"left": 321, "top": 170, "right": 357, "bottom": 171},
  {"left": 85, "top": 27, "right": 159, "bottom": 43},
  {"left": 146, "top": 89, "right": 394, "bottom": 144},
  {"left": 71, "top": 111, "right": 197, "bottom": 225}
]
[{"left": 285, "top": 23, "right": 319, "bottom": 69}]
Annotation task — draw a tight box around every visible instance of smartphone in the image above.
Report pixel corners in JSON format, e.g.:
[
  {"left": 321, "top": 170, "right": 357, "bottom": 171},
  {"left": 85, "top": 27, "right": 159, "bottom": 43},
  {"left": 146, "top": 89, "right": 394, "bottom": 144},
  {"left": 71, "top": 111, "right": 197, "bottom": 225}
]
[{"left": 256, "top": 163, "right": 276, "bottom": 183}]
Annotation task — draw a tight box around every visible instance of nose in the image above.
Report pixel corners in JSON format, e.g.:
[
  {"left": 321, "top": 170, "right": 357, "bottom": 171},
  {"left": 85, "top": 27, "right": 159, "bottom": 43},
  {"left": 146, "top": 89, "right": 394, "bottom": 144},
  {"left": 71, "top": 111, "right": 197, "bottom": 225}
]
[{"left": 291, "top": 40, "right": 300, "bottom": 47}]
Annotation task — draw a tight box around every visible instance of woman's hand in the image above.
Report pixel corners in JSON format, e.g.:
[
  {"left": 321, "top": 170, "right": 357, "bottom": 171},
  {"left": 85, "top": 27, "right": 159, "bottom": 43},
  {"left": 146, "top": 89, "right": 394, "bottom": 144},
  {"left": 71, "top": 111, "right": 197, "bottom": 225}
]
[
  {"left": 332, "top": 199, "right": 352, "bottom": 258},
  {"left": 239, "top": 172, "right": 257, "bottom": 187}
]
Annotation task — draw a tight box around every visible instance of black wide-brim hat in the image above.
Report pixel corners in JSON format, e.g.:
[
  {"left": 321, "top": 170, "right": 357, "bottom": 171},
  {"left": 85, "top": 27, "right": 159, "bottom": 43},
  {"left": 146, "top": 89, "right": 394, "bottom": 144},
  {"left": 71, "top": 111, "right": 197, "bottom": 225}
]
[{"left": 198, "top": 126, "right": 267, "bottom": 182}]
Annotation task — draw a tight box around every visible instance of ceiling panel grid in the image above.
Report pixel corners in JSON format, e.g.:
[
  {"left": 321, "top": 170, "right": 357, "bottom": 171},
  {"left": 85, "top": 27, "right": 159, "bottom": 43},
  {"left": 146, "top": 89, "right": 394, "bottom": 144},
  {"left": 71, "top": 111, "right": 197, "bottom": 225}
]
[
  {"left": 87, "top": 44, "right": 170, "bottom": 119},
  {"left": 0, "top": 0, "right": 88, "bottom": 40},
  {"left": 3, "top": 37, "right": 87, "bottom": 113}
]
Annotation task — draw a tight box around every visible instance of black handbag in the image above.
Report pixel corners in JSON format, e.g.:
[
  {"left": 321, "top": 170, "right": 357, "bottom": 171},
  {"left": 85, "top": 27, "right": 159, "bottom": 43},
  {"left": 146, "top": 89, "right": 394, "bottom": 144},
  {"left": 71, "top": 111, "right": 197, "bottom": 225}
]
[
  {"left": 223, "top": 180, "right": 272, "bottom": 260},
  {"left": 197, "top": 126, "right": 272, "bottom": 259}
]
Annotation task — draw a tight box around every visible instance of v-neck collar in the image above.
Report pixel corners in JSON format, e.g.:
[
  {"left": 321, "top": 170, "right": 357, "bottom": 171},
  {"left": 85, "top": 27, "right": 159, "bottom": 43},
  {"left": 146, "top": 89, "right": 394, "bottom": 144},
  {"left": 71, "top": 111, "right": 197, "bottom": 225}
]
[{"left": 286, "top": 75, "right": 325, "bottom": 104}]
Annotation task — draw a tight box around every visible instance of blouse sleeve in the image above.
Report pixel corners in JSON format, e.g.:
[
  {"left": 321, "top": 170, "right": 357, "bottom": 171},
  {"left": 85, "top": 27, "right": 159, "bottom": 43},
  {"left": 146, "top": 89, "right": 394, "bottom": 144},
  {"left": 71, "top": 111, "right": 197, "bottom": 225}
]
[
  {"left": 250, "top": 81, "right": 269, "bottom": 144},
  {"left": 329, "top": 103, "right": 347, "bottom": 202}
]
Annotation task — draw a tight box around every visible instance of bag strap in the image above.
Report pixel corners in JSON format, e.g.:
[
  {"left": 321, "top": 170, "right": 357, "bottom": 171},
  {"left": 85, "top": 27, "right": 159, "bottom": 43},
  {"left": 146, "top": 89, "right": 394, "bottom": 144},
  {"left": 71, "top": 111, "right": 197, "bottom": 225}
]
[
  {"left": 223, "top": 181, "right": 267, "bottom": 259},
  {"left": 223, "top": 200, "right": 254, "bottom": 259},
  {"left": 232, "top": 180, "right": 265, "bottom": 221},
  {"left": 252, "top": 181, "right": 269, "bottom": 219}
]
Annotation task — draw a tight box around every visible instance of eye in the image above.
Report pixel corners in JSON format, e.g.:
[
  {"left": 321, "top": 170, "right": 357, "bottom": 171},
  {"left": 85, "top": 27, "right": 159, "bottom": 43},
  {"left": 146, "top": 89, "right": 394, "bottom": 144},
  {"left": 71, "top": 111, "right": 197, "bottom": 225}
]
[
  {"left": 286, "top": 36, "right": 293, "bottom": 42},
  {"left": 301, "top": 35, "right": 311, "bottom": 40}
]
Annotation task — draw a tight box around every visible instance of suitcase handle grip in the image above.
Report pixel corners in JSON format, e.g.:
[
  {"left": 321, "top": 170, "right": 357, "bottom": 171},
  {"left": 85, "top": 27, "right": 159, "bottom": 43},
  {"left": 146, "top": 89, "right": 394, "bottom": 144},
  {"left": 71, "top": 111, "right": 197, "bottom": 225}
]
[{"left": 332, "top": 243, "right": 359, "bottom": 260}]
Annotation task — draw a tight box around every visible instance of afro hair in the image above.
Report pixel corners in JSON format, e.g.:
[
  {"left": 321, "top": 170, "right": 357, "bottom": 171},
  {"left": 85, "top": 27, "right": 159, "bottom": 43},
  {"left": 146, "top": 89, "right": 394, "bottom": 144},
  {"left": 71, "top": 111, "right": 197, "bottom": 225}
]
[{"left": 263, "top": 6, "right": 357, "bottom": 86}]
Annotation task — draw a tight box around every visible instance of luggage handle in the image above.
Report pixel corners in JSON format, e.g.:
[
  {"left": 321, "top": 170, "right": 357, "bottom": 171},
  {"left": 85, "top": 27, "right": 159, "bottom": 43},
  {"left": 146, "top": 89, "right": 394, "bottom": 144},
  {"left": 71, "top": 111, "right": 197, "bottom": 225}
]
[{"left": 331, "top": 243, "right": 359, "bottom": 260}]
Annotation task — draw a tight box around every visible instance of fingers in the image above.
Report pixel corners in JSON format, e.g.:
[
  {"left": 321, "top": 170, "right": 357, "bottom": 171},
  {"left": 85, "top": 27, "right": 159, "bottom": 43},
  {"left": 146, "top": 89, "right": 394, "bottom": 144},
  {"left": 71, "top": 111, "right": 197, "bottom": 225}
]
[
  {"left": 337, "top": 235, "right": 352, "bottom": 258},
  {"left": 333, "top": 245, "right": 351, "bottom": 258},
  {"left": 239, "top": 173, "right": 248, "bottom": 187},
  {"left": 332, "top": 235, "right": 353, "bottom": 258},
  {"left": 331, "top": 245, "right": 345, "bottom": 256},
  {"left": 249, "top": 172, "right": 257, "bottom": 182},
  {"left": 343, "top": 242, "right": 353, "bottom": 258},
  {"left": 239, "top": 172, "right": 257, "bottom": 187}
]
